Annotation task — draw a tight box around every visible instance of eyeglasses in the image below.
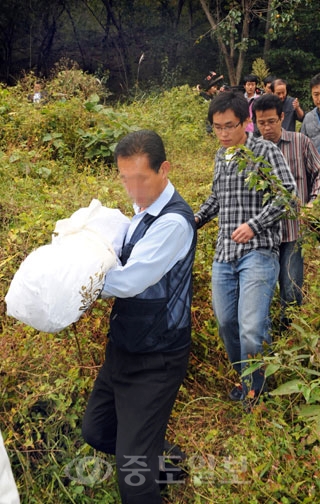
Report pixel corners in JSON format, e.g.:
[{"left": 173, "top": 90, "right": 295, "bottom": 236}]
[
  {"left": 213, "top": 121, "right": 241, "bottom": 133},
  {"left": 256, "top": 118, "right": 280, "bottom": 128}
]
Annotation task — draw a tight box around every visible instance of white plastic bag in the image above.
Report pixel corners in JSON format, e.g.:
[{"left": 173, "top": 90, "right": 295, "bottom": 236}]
[
  {"left": 53, "top": 199, "right": 129, "bottom": 257},
  {"left": 0, "top": 430, "right": 20, "bottom": 504},
  {"left": 5, "top": 199, "right": 130, "bottom": 333}
]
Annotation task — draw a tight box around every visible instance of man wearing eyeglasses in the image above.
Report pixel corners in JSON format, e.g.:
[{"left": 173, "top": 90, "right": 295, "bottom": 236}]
[
  {"left": 195, "top": 91, "right": 296, "bottom": 410},
  {"left": 252, "top": 93, "right": 320, "bottom": 331}
]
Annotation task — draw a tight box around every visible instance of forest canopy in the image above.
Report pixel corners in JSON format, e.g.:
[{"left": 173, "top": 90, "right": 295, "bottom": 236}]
[{"left": 0, "top": 0, "right": 319, "bottom": 98}]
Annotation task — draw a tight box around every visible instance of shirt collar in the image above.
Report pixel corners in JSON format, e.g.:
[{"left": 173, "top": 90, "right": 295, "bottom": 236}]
[
  {"left": 244, "top": 131, "right": 255, "bottom": 149},
  {"left": 277, "top": 128, "right": 292, "bottom": 145},
  {"left": 244, "top": 92, "right": 258, "bottom": 101},
  {"left": 133, "top": 180, "right": 174, "bottom": 216},
  {"left": 216, "top": 133, "right": 252, "bottom": 161}
]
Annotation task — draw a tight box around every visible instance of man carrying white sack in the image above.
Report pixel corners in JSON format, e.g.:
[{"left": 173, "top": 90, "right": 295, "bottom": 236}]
[{"left": 82, "top": 129, "right": 197, "bottom": 504}]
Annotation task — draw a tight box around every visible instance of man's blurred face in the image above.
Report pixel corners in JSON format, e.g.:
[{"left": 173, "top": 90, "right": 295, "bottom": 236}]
[
  {"left": 273, "top": 83, "right": 287, "bottom": 102},
  {"left": 117, "top": 154, "right": 169, "bottom": 210},
  {"left": 311, "top": 84, "right": 320, "bottom": 110}
]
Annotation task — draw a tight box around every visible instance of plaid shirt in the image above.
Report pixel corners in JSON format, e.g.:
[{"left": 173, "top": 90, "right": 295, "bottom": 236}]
[
  {"left": 277, "top": 128, "right": 320, "bottom": 242},
  {"left": 195, "top": 133, "right": 297, "bottom": 262}
]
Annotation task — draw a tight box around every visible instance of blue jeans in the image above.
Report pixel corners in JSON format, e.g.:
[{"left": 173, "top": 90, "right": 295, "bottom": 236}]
[
  {"left": 279, "top": 240, "right": 303, "bottom": 326},
  {"left": 212, "top": 249, "right": 279, "bottom": 396}
]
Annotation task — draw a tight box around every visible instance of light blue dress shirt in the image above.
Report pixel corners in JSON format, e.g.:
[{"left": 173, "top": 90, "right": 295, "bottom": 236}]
[{"left": 101, "top": 181, "right": 194, "bottom": 299}]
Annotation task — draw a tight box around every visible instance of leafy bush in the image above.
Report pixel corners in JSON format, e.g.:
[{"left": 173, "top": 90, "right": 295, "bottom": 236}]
[
  {"left": 77, "top": 94, "right": 140, "bottom": 163},
  {"left": 48, "top": 58, "right": 111, "bottom": 102}
]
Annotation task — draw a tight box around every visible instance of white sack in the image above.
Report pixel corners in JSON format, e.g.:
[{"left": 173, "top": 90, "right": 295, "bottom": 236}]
[
  {"left": 0, "top": 430, "right": 20, "bottom": 504},
  {"left": 5, "top": 199, "right": 130, "bottom": 333},
  {"left": 53, "top": 198, "right": 129, "bottom": 257}
]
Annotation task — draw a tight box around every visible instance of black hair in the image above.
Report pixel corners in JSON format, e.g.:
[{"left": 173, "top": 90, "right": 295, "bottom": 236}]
[
  {"left": 207, "top": 90, "right": 249, "bottom": 125},
  {"left": 310, "top": 73, "right": 320, "bottom": 89},
  {"left": 114, "top": 130, "right": 166, "bottom": 173},
  {"left": 251, "top": 94, "right": 283, "bottom": 123},
  {"left": 243, "top": 74, "right": 258, "bottom": 85},
  {"left": 263, "top": 75, "right": 277, "bottom": 86}
]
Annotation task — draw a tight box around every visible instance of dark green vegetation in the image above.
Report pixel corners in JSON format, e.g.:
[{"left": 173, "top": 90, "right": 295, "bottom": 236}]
[
  {"left": 1, "top": 71, "right": 320, "bottom": 503},
  {"left": 1, "top": 0, "right": 320, "bottom": 105}
]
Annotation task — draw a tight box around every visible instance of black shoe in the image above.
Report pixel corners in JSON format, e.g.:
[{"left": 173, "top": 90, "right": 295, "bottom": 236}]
[
  {"left": 159, "top": 441, "right": 188, "bottom": 494},
  {"left": 228, "top": 384, "right": 244, "bottom": 401},
  {"left": 158, "top": 461, "right": 187, "bottom": 493},
  {"left": 163, "top": 440, "right": 186, "bottom": 461}
]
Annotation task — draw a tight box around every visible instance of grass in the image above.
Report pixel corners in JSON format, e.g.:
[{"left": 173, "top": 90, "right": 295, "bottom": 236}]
[{"left": 1, "top": 75, "right": 320, "bottom": 503}]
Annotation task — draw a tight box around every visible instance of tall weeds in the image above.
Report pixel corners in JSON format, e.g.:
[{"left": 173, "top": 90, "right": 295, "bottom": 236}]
[{"left": 1, "top": 71, "right": 320, "bottom": 503}]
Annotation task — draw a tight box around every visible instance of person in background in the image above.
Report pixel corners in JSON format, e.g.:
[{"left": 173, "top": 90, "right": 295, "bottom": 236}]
[
  {"left": 263, "top": 75, "right": 277, "bottom": 94},
  {"left": 27, "top": 81, "right": 48, "bottom": 104},
  {"left": 243, "top": 74, "right": 260, "bottom": 134},
  {"left": 197, "top": 71, "right": 224, "bottom": 101},
  {"left": 82, "top": 130, "right": 197, "bottom": 504},
  {"left": 197, "top": 71, "right": 224, "bottom": 133},
  {"left": 195, "top": 91, "right": 296, "bottom": 410},
  {"left": 252, "top": 94, "right": 320, "bottom": 330},
  {"left": 301, "top": 73, "right": 320, "bottom": 154},
  {"left": 271, "top": 78, "right": 304, "bottom": 131}
]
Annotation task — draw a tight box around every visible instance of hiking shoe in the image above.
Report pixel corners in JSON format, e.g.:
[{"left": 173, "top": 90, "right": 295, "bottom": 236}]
[{"left": 228, "top": 384, "right": 244, "bottom": 401}]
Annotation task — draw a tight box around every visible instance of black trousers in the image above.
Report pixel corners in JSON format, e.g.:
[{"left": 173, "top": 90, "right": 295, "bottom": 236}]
[{"left": 82, "top": 341, "right": 190, "bottom": 504}]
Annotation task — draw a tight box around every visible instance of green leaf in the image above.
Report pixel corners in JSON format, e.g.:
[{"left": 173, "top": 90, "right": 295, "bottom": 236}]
[
  {"left": 298, "top": 405, "right": 320, "bottom": 418},
  {"left": 270, "top": 379, "right": 305, "bottom": 396},
  {"left": 241, "top": 361, "right": 263, "bottom": 377},
  {"left": 265, "top": 363, "right": 281, "bottom": 378},
  {"left": 9, "top": 153, "right": 21, "bottom": 163},
  {"left": 42, "top": 133, "right": 53, "bottom": 142}
]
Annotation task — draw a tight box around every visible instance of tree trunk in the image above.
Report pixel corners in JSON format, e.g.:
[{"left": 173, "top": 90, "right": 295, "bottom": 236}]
[
  {"left": 235, "top": 0, "right": 251, "bottom": 84},
  {"left": 263, "top": 0, "right": 272, "bottom": 62},
  {"left": 199, "top": 0, "right": 239, "bottom": 85}
]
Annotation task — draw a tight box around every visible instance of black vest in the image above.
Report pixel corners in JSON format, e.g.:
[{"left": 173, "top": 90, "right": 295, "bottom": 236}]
[{"left": 108, "top": 190, "right": 197, "bottom": 353}]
